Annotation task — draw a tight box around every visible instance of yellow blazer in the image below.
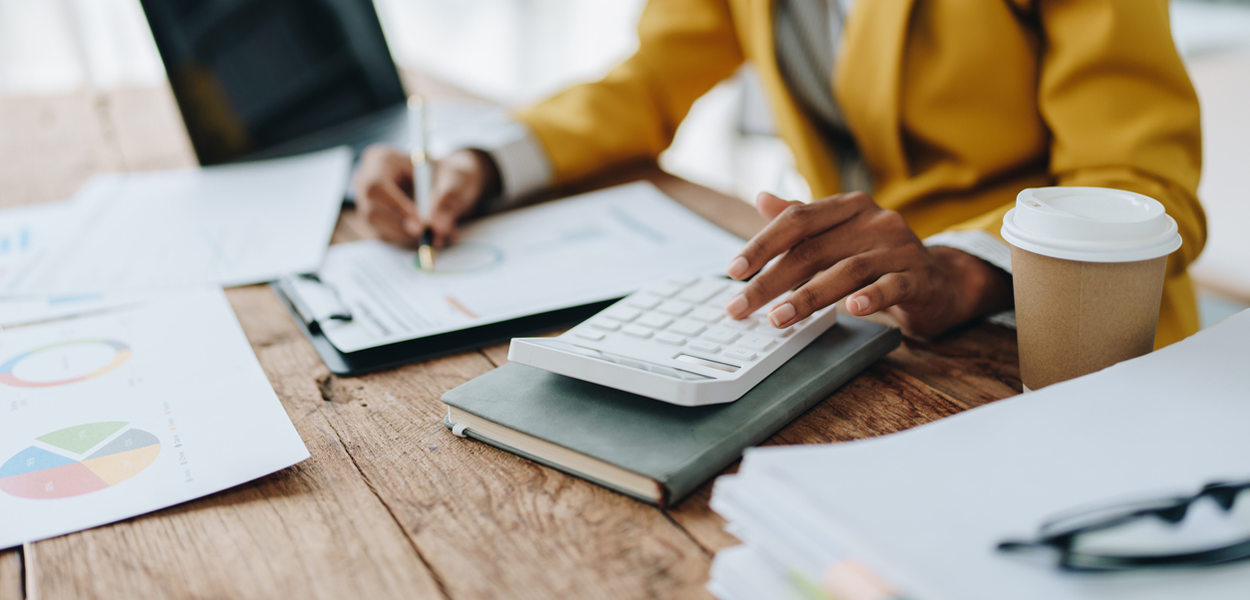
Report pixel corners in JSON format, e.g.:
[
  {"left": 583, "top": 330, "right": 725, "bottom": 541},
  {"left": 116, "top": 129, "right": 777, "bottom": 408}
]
[{"left": 516, "top": 0, "right": 1205, "bottom": 347}]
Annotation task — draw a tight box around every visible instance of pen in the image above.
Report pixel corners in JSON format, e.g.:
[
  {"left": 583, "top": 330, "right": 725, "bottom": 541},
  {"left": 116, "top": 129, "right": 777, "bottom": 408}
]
[{"left": 409, "top": 95, "right": 436, "bottom": 271}]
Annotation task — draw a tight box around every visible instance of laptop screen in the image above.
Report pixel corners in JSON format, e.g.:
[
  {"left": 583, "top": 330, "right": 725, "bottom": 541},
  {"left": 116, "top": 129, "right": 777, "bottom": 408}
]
[{"left": 140, "top": 0, "right": 406, "bottom": 165}]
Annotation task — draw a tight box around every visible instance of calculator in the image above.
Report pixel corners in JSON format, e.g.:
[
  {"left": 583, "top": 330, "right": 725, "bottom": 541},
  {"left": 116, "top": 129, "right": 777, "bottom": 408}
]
[{"left": 508, "top": 275, "right": 838, "bottom": 406}]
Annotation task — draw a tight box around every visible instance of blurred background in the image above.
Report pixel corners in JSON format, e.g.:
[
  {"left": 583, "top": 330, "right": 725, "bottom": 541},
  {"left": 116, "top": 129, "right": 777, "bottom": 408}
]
[{"left": 1, "top": 0, "right": 1248, "bottom": 323}]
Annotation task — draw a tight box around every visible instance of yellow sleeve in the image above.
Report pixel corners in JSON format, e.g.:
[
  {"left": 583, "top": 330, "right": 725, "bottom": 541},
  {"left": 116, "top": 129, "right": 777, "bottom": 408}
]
[
  {"left": 948, "top": 0, "right": 1205, "bottom": 278},
  {"left": 514, "top": 0, "right": 744, "bottom": 186}
]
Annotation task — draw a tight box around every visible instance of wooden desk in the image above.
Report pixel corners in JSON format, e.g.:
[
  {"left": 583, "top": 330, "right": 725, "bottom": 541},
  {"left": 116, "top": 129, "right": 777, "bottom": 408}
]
[{"left": 0, "top": 84, "right": 1022, "bottom": 600}]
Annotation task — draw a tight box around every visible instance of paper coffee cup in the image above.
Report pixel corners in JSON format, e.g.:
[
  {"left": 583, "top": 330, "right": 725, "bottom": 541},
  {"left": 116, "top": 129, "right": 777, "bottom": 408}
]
[{"left": 1002, "top": 187, "right": 1181, "bottom": 391}]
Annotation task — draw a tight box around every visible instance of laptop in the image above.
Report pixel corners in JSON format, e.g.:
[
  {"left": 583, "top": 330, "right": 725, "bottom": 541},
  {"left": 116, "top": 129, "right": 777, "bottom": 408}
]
[{"left": 139, "top": 0, "right": 409, "bottom": 167}]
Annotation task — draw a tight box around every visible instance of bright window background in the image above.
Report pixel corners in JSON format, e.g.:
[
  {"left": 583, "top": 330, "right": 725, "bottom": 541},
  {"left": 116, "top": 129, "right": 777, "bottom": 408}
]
[
  {"left": 0, "top": 0, "right": 648, "bottom": 103},
  {"left": 2, "top": 0, "right": 1248, "bottom": 203},
  {"left": 3, "top": 0, "right": 1249, "bottom": 96},
  {"left": 374, "top": 0, "right": 646, "bottom": 105}
]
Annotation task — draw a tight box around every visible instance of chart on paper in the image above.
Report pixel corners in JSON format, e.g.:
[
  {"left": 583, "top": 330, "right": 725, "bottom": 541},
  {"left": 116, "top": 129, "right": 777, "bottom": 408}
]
[
  {"left": 316, "top": 182, "right": 747, "bottom": 353},
  {"left": 0, "top": 422, "right": 161, "bottom": 500},
  {"left": 0, "top": 288, "right": 308, "bottom": 549},
  {"left": 0, "top": 339, "right": 133, "bottom": 388}
]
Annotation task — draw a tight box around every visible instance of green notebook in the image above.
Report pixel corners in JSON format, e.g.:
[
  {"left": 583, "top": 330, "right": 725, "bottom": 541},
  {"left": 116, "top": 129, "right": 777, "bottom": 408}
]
[{"left": 441, "top": 316, "right": 900, "bottom": 506}]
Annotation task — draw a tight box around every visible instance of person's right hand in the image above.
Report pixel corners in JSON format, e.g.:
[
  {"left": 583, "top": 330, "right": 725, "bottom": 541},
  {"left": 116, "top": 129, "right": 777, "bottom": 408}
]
[{"left": 353, "top": 145, "right": 500, "bottom": 248}]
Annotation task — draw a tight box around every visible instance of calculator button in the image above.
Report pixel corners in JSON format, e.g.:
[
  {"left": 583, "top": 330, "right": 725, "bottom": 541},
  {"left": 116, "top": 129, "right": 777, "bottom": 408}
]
[
  {"left": 667, "top": 275, "right": 700, "bottom": 286},
  {"left": 657, "top": 300, "right": 694, "bottom": 316},
  {"left": 646, "top": 283, "right": 682, "bottom": 298},
  {"left": 668, "top": 321, "right": 706, "bottom": 337},
  {"left": 688, "top": 340, "right": 721, "bottom": 353},
  {"left": 723, "top": 347, "right": 758, "bottom": 361},
  {"left": 626, "top": 295, "right": 662, "bottom": 310},
  {"left": 709, "top": 291, "right": 737, "bottom": 308},
  {"left": 655, "top": 333, "right": 687, "bottom": 346},
  {"left": 574, "top": 329, "right": 606, "bottom": 341},
  {"left": 677, "top": 280, "right": 728, "bottom": 304},
  {"left": 737, "top": 334, "right": 776, "bottom": 351},
  {"left": 591, "top": 319, "right": 621, "bottom": 331},
  {"left": 603, "top": 307, "right": 642, "bottom": 322},
  {"left": 622, "top": 325, "right": 653, "bottom": 339},
  {"left": 703, "top": 327, "right": 742, "bottom": 344},
  {"left": 760, "top": 325, "right": 795, "bottom": 338},
  {"left": 690, "top": 307, "right": 725, "bottom": 323},
  {"left": 723, "top": 317, "right": 757, "bottom": 331},
  {"left": 636, "top": 314, "right": 674, "bottom": 330}
]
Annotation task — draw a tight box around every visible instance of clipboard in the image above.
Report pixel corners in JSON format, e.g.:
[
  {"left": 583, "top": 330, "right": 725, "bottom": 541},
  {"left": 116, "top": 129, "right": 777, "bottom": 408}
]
[
  {"left": 271, "top": 182, "right": 748, "bottom": 376},
  {"left": 273, "top": 276, "right": 615, "bottom": 376}
]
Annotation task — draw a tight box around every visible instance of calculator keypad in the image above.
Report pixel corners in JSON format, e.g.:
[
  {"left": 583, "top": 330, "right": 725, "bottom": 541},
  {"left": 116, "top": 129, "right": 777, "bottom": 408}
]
[{"left": 572, "top": 275, "right": 813, "bottom": 369}]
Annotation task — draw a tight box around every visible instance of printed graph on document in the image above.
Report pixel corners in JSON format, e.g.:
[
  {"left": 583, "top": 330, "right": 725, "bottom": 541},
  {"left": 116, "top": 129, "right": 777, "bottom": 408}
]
[{"left": 0, "top": 422, "right": 161, "bottom": 499}]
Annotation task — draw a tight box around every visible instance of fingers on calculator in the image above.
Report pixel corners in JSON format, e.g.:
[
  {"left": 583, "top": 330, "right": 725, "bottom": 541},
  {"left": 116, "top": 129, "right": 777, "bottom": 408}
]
[{"left": 508, "top": 275, "right": 838, "bottom": 406}]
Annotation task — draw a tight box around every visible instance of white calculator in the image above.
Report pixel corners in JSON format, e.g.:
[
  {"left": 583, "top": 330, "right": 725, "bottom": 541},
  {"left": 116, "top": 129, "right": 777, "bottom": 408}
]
[{"left": 508, "top": 275, "right": 838, "bottom": 406}]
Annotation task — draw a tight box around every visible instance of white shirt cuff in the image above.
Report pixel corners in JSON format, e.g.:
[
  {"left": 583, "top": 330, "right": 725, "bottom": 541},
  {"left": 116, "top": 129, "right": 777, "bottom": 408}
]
[
  {"left": 924, "top": 229, "right": 1016, "bottom": 329},
  {"left": 422, "top": 103, "right": 553, "bottom": 211},
  {"left": 485, "top": 126, "right": 554, "bottom": 207},
  {"left": 923, "top": 230, "right": 1013, "bottom": 274}
]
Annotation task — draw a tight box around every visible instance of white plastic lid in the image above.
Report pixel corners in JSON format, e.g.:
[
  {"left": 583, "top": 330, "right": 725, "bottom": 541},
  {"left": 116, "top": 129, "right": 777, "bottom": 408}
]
[{"left": 1000, "top": 187, "right": 1182, "bottom": 263}]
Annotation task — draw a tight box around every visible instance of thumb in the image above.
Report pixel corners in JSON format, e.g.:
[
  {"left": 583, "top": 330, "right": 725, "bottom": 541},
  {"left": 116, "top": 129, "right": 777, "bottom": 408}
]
[{"left": 756, "top": 191, "right": 802, "bottom": 220}]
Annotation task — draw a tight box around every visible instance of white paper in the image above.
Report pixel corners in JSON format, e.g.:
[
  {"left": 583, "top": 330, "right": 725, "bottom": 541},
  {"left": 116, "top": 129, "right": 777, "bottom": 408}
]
[
  {"left": 712, "top": 309, "right": 1250, "bottom": 600},
  {"left": 316, "top": 182, "right": 746, "bottom": 353},
  {"left": 0, "top": 287, "right": 309, "bottom": 548},
  {"left": 0, "top": 290, "right": 160, "bottom": 328},
  {"left": 0, "top": 201, "right": 78, "bottom": 293},
  {"left": 3, "top": 147, "right": 351, "bottom": 295},
  {"left": 707, "top": 545, "right": 813, "bottom": 600}
]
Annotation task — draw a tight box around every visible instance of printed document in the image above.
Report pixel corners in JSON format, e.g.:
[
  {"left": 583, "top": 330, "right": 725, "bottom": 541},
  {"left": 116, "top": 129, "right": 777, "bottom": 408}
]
[
  {"left": 316, "top": 182, "right": 746, "bottom": 353},
  {"left": 0, "top": 201, "right": 77, "bottom": 293},
  {"left": 0, "top": 287, "right": 309, "bottom": 548},
  {"left": 0, "top": 290, "right": 151, "bottom": 328},
  {"left": 2, "top": 147, "right": 351, "bottom": 295}
]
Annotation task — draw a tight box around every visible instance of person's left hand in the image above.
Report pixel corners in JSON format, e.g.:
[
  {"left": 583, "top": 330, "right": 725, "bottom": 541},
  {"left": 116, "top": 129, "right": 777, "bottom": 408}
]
[{"left": 723, "top": 191, "right": 1013, "bottom": 339}]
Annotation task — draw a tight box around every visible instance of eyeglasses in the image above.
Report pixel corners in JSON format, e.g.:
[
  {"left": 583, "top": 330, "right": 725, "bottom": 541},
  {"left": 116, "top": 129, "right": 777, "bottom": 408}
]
[{"left": 997, "top": 480, "right": 1250, "bottom": 572}]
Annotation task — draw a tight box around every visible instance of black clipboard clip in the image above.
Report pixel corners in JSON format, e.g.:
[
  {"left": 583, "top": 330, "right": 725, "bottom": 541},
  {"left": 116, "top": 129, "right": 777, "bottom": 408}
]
[{"left": 276, "top": 273, "right": 353, "bottom": 334}]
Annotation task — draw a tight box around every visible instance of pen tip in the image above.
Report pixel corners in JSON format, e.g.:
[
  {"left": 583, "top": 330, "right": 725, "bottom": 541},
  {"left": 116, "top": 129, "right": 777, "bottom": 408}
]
[{"left": 418, "top": 244, "right": 436, "bottom": 272}]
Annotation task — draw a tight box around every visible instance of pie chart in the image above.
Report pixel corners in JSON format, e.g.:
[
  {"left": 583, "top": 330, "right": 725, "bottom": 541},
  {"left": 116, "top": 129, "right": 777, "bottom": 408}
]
[
  {"left": 0, "top": 339, "right": 132, "bottom": 388},
  {"left": 0, "top": 422, "right": 160, "bottom": 500}
]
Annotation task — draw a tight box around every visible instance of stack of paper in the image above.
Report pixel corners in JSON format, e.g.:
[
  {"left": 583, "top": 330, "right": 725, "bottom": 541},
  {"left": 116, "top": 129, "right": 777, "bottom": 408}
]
[{"left": 709, "top": 310, "right": 1250, "bottom": 600}]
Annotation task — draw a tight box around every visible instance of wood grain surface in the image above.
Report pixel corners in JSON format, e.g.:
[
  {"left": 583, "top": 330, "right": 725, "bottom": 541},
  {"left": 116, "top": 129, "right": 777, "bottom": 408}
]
[
  {"left": 0, "top": 83, "right": 1022, "bottom": 600},
  {"left": 0, "top": 550, "right": 20, "bottom": 600}
]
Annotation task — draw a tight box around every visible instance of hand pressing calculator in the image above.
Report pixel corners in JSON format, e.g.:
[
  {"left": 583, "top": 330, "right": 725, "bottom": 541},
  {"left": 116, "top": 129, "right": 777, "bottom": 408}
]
[{"left": 508, "top": 275, "right": 838, "bottom": 406}]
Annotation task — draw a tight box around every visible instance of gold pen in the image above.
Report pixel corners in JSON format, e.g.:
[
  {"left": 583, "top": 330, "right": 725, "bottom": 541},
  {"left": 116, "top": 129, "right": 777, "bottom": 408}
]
[{"left": 409, "top": 95, "right": 436, "bottom": 271}]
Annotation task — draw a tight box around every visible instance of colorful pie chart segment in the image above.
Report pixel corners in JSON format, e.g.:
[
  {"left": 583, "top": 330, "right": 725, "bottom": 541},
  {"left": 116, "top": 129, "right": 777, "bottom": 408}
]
[
  {"left": 0, "top": 339, "right": 132, "bottom": 388},
  {"left": 0, "top": 422, "right": 160, "bottom": 499}
]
